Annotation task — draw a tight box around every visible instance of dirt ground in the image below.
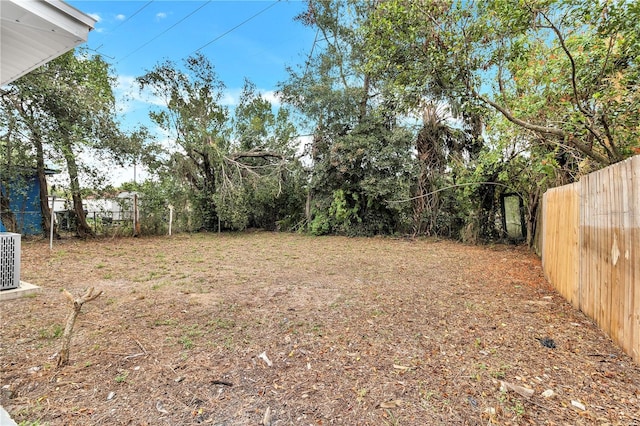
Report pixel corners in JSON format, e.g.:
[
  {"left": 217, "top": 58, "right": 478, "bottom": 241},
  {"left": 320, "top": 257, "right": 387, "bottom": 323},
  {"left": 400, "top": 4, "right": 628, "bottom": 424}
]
[{"left": 1, "top": 232, "right": 639, "bottom": 425}]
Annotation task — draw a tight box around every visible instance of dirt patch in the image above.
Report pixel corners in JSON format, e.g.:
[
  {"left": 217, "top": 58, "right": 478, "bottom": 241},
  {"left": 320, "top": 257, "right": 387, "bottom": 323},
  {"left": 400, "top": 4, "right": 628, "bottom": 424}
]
[{"left": 1, "top": 233, "right": 639, "bottom": 425}]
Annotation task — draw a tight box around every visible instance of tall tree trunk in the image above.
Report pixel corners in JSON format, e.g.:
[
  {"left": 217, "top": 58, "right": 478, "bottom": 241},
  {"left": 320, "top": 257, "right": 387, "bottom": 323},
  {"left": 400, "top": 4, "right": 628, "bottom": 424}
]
[
  {"left": 1, "top": 130, "right": 17, "bottom": 232},
  {"left": 412, "top": 163, "right": 428, "bottom": 236},
  {"left": 526, "top": 188, "right": 540, "bottom": 249},
  {"left": 0, "top": 190, "right": 17, "bottom": 232},
  {"left": 412, "top": 120, "right": 443, "bottom": 236},
  {"left": 200, "top": 151, "right": 218, "bottom": 231},
  {"left": 34, "top": 131, "right": 57, "bottom": 237},
  {"left": 306, "top": 131, "right": 322, "bottom": 228},
  {"left": 61, "top": 139, "right": 94, "bottom": 238}
]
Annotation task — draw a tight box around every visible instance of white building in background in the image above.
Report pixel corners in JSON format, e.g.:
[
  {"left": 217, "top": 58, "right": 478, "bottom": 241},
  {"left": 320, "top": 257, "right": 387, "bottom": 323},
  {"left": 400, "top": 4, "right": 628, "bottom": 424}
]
[
  {"left": 47, "top": 192, "right": 139, "bottom": 228},
  {"left": 83, "top": 192, "right": 139, "bottom": 222},
  {"left": 47, "top": 196, "right": 67, "bottom": 214}
]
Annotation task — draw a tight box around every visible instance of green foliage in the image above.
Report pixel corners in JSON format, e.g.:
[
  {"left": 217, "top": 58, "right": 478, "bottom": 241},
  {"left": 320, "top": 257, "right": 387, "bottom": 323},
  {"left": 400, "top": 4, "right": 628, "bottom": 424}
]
[
  {"left": 1, "top": 48, "right": 135, "bottom": 236},
  {"left": 364, "top": 0, "right": 640, "bottom": 167},
  {"left": 306, "top": 117, "right": 415, "bottom": 236},
  {"left": 138, "top": 54, "right": 229, "bottom": 231},
  {"left": 309, "top": 212, "right": 331, "bottom": 236},
  {"left": 328, "top": 189, "right": 360, "bottom": 232},
  {"left": 280, "top": 1, "right": 416, "bottom": 236},
  {"left": 137, "top": 55, "right": 305, "bottom": 234},
  {"left": 6, "top": 0, "right": 636, "bottom": 243}
]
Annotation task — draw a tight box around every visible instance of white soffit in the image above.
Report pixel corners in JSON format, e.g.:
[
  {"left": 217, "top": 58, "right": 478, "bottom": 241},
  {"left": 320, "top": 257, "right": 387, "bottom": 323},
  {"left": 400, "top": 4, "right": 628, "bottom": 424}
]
[{"left": 0, "top": 0, "right": 96, "bottom": 85}]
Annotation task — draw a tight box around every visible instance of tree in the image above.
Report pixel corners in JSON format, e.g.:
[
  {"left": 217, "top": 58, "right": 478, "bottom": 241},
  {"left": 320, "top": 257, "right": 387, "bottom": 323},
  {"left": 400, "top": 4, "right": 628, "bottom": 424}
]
[
  {"left": 2, "top": 79, "right": 57, "bottom": 236},
  {"left": 138, "top": 54, "right": 303, "bottom": 232},
  {"left": 359, "top": 0, "right": 640, "bottom": 243},
  {"left": 138, "top": 54, "right": 230, "bottom": 230},
  {"left": 364, "top": 0, "right": 640, "bottom": 168},
  {"left": 411, "top": 103, "right": 482, "bottom": 236},
  {"left": 0, "top": 111, "right": 31, "bottom": 232},
  {"left": 279, "top": 0, "right": 416, "bottom": 235},
  {"left": 1, "top": 49, "right": 126, "bottom": 237},
  {"left": 223, "top": 80, "right": 305, "bottom": 230}
]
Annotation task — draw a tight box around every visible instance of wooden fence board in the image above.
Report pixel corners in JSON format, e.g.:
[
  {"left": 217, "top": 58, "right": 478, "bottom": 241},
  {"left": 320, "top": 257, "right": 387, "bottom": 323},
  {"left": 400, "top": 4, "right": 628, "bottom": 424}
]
[
  {"left": 580, "top": 175, "right": 591, "bottom": 317},
  {"left": 610, "top": 163, "right": 623, "bottom": 347},
  {"left": 542, "top": 183, "right": 580, "bottom": 308},
  {"left": 632, "top": 156, "right": 637, "bottom": 360}
]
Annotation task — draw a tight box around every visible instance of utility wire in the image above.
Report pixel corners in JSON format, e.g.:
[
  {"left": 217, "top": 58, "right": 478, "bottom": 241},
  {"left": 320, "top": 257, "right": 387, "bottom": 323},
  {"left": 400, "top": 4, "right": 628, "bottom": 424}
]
[
  {"left": 110, "top": 1, "right": 154, "bottom": 33},
  {"left": 118, "top": 1, "right": 212, "bottom": 63},
  {"left": 192, "top": 0, "right": 280, "bottom": 55},
  {"left": 84, "top": 2, "right": 154, "bottom": 60}
]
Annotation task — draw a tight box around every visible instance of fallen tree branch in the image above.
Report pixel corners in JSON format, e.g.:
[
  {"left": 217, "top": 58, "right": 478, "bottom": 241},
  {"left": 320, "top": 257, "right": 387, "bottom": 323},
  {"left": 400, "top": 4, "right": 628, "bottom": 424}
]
[
  {"left": 56, "top": 287, "right": 103, "bottom": 368},
  {"left": 123, "top": 352, "right": 146, "bottom": 360},
  {"left": 230, "top": 150, "right": 284, "bottom": 161}
]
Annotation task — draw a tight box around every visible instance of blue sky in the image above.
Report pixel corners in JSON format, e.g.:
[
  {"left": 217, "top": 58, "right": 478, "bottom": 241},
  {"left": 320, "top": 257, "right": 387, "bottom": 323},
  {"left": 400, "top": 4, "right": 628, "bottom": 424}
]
[{"left": 64, "top": 0, "right": 316, "bottom": 184}]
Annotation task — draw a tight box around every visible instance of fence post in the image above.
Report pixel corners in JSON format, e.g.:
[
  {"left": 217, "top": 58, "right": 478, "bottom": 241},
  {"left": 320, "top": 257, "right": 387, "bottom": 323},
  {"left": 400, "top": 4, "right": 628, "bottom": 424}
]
[
  {"left": 49, "top": 195, "right": 55, "bottom": 250},
  {"left": 168, "top": 205, "right": 173, "bottom": 236}
]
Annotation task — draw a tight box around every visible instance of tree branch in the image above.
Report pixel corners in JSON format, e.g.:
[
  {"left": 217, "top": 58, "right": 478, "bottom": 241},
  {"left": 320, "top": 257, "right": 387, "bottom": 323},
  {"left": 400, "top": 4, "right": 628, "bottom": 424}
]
[
  {"left": 472, "top": 90, "right": 610, "bottom": 165},
  {"left": 473, "top": 91, "right": 564, "bottom": 138},
  {"left": 230, "top": 150, "right": 284, "bottom": 161},
  {"left": 536, "top": 10, "right": 617, "bottom": 160},
  {"left": 537, "top": 12, "right": 591, "bottom": 118}
]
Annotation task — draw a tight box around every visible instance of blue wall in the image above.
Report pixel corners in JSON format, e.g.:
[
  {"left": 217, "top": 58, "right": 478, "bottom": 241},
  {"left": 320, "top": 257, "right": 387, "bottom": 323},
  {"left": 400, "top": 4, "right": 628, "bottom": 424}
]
[{"left": 0, "top": 173, "right": 44, "bottom": 235}]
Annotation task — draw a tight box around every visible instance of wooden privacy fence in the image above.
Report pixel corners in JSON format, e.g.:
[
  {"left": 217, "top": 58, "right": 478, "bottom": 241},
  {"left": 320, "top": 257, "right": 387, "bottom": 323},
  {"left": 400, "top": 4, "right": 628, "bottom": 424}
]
[{"left": 541, "top": 155, "right": 639, "bottom": 364}]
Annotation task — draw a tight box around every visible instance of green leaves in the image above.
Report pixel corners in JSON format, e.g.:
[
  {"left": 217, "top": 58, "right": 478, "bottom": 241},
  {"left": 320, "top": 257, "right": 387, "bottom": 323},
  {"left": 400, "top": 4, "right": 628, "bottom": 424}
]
[
  {"left": 137, "top": 54, "right": 305, "bottom": 232},
  {"left": 363, "top": 0, "right": 640, "bottom": 167}
]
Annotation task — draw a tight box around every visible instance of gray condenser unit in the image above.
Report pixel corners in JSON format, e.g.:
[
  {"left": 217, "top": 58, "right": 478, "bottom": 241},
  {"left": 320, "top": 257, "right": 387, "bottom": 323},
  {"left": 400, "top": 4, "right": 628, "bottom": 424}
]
[{"left": 0, "top": 232, "right": 21, "bottom": 290}]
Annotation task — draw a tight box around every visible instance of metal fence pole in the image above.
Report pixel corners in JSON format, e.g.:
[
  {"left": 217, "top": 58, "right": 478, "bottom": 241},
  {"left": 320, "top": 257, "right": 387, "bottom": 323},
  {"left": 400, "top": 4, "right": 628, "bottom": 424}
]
[{"left": 49, "top": 195, "right": 55, "bottom": 250}]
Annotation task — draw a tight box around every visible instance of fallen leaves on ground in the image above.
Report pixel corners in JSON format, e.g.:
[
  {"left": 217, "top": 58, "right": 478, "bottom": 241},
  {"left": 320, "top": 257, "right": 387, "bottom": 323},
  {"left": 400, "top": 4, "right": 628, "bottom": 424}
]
[{"left": 1, "top": 232, "right": 639, "bottom": 425}]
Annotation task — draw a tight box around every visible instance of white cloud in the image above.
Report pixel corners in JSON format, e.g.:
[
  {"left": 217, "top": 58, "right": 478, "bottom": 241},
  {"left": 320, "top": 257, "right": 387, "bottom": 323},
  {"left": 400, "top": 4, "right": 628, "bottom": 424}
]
[
  {"left": 87, "top": 13, "right": 101, "bottom": 22},
  {"left": 261, "top": 90, "right": 282, "bottom": 107},
  {"left": 156, "top": 12, "right": 167, "bottom": 20},
  {"left": 115, "top": 14, "right": 126, "bottom": 21},
  {"left": 220, "top": 88, "right": 242, "bottom": 106}
]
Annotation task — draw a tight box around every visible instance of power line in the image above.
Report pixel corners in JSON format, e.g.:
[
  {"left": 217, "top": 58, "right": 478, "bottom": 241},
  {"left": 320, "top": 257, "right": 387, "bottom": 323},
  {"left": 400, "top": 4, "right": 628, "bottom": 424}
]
[
  {"left": 118, "top": 1, "right": 212, "bottom": 64},
  {"left": 110, "top": 1, "right": 155, "bottom": 33},
  {"left": 85, "top": 2, "right": 154, "bottom": 60},
  {"left": 191, "top": 0, "right": 280, "bottom": 55}
]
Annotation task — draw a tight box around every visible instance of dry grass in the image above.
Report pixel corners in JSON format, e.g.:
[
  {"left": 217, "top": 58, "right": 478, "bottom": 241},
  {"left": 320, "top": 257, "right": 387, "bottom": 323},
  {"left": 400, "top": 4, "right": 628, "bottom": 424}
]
[{"left": 1, "top": 232, "right": 639, "bottom": 425}]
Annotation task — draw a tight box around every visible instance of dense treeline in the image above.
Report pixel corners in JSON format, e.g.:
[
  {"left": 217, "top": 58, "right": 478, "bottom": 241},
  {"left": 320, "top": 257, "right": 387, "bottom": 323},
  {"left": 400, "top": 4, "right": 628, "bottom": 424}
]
[{"left": 1, "top": 1, "right": 638, "bottom": 244}]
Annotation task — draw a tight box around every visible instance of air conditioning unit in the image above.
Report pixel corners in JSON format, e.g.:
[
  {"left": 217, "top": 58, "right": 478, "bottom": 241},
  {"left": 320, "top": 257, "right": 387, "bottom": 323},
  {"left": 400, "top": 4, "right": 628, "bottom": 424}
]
[{"left": 0, "top": 232, "right": 21, "bottom": 290}]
